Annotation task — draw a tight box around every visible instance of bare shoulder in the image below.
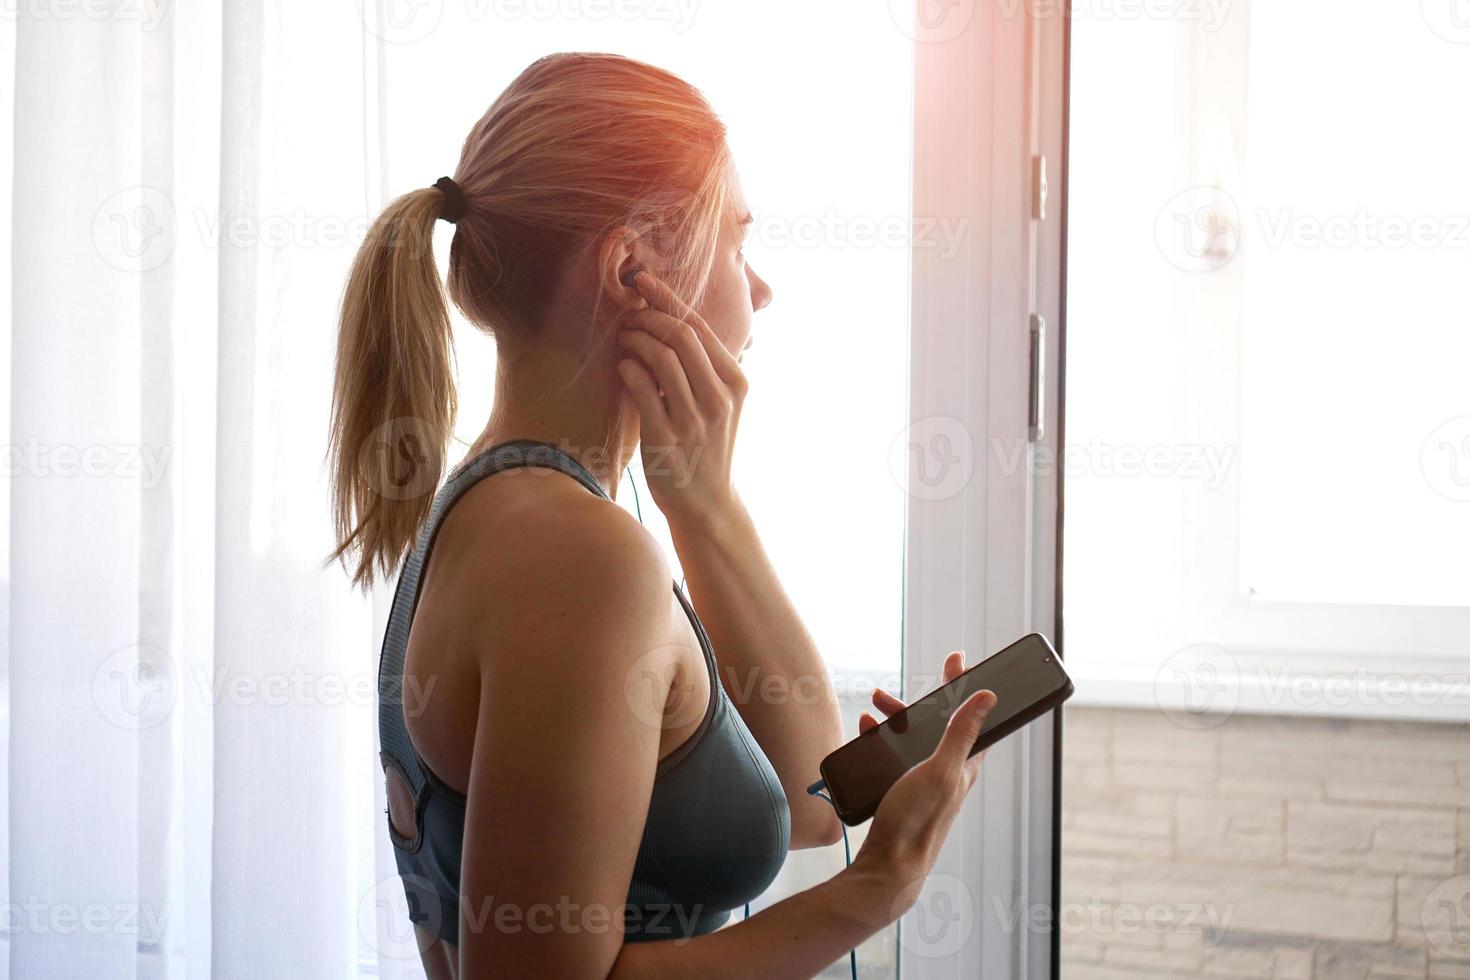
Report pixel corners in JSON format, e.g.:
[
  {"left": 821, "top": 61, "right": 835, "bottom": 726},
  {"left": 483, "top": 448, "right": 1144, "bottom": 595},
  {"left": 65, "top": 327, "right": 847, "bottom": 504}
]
[{"left": 420, "top": 468, "right": 677, "bottom": 670}]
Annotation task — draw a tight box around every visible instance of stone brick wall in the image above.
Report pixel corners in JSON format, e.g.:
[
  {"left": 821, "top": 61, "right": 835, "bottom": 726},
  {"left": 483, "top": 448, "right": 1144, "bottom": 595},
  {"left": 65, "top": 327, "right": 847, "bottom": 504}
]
[{"left": 1061, "top": 705, "right": 1470, "bottom": 979}]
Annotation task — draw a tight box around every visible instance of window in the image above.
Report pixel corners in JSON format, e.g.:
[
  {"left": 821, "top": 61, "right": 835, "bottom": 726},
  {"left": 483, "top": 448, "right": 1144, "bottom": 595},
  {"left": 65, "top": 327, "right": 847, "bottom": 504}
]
[{"left": 1064, "top": 0, "right": 1470, "bottom": 720}]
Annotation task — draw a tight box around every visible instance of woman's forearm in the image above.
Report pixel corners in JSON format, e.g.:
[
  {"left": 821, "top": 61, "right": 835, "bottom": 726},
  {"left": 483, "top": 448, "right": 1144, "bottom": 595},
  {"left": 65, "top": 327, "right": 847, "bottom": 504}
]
[
  {"left": 666, "top": 493, "right": 846, "bottom": 845},
  {"left": 608, "top": 862, "right": 898, "bottom": 980}
]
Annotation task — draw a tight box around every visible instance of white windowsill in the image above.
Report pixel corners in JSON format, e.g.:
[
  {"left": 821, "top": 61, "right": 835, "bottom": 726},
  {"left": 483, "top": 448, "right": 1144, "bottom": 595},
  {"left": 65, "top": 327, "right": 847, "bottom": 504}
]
[{"left": 1066, "top": 653, "right": 1470, "bottom": 724}]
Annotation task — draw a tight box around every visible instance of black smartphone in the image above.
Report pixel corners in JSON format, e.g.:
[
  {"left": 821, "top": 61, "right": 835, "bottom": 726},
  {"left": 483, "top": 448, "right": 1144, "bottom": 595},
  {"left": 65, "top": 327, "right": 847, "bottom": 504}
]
[{"left": 818, "top": 633, "right": 1073, "bottom": 825}]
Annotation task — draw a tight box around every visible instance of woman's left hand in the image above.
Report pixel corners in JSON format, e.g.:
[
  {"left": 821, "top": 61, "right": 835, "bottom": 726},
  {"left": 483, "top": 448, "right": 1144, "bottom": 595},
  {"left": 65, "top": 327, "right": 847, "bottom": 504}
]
[
  {"left": 615, "top": 270, "right": 749, "bottom": 531},
  {"left": 859, "top": 650, "right": 968, "bottom": 733}
]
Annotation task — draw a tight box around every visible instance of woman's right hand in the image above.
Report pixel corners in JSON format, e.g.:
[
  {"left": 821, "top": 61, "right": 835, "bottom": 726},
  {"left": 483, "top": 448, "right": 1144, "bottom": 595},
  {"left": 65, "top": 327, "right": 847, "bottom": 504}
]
[{"left": 849, "top": 685, "right": 998, "bottom": 916}]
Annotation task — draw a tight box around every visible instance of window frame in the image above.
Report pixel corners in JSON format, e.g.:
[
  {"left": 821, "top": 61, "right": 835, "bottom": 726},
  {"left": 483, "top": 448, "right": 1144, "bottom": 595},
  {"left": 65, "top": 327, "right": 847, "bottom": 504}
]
[{"left": 902, "top": 2, "right": 1068, "bottom": 975}]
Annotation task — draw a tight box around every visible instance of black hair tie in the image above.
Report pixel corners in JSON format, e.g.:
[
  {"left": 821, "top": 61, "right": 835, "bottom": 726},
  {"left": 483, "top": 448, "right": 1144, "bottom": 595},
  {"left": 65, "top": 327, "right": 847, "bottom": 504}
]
[{"left": 433, "top": 176, "right": 466, "bottom": 224}]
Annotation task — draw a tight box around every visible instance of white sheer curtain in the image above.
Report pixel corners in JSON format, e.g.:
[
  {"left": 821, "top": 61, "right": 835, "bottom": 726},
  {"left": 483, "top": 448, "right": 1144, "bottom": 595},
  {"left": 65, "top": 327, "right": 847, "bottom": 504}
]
[{"left": 5, "top": 3, "right": 399, "bottom": 976}]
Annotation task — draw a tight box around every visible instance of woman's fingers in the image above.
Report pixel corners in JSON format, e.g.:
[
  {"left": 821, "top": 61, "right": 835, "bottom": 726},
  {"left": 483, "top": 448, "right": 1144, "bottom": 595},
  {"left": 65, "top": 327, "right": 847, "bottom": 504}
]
[
  {"left": 868, "top": 650, "right": 969, "bottom": 721},
  {"left": 858, "top": 711, "right": 879, "bottom": 734},
  {"left": 623, "top": 308, "right": 726, "bottom": 411},
  {"left": 630, "top": 271, "right": 743, "bottom": 385},
  {"left": 870, "top": 688, "right": 906, "bottom": 717},
  {"left": 619, "top": 310, "right": 723, "bottom": 409},
  {"left": 616, "top": 359, "right": 674, "bottom": 444},
  {"left": 617, "top": 328, "right": 699, "bottom": 423},
  {"left": 932, "top": 690, "right": 997, "bottom": 775}
]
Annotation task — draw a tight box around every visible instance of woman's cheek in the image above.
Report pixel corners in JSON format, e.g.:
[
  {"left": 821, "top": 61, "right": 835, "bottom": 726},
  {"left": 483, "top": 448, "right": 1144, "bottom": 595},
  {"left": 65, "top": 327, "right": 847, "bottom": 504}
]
[
  {"left": 697, "top": 254, "right": 752, "bottom": 353},
  {"left": 698, "top": 292, "right": 738, "bottom": 354}
]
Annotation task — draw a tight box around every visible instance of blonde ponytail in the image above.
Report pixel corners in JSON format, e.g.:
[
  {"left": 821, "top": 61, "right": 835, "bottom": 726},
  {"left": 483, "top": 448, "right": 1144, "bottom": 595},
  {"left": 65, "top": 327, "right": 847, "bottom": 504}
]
[{"left": 329, "top": 187, "right": 458, "bottom": 589}]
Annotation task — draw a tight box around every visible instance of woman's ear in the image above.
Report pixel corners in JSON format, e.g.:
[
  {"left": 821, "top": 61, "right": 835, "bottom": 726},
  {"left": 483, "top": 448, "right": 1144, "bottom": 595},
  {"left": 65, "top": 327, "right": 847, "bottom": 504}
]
[{"left": 596, "top": 227, "right": 647, "bottom": 309}]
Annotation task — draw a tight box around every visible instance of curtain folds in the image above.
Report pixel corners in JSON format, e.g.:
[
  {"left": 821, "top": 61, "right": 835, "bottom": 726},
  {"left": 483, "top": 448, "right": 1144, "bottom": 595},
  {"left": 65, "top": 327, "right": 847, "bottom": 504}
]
[{"left": 8, "top": 2, "right": 390, "bottom": 976}]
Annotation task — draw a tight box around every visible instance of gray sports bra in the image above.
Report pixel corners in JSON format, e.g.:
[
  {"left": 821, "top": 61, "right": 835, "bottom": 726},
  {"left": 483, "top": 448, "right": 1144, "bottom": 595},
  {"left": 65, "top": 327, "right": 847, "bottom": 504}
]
[{"left": 378, "top": 439, "right": 791, "bottom": 946}]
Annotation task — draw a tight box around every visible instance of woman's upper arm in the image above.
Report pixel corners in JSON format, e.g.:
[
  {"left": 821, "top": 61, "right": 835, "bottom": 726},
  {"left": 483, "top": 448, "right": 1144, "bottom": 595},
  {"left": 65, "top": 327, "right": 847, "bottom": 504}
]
[{"left": 456, "top": 511, "right": 677, "bottom": 979}]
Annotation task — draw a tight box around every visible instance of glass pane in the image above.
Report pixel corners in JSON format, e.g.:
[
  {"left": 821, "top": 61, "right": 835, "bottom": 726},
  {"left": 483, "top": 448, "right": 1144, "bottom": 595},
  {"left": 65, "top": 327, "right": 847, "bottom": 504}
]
[
  {"left": 1237, "top": 1, "right": 1470, "bottom": 607},
  {"left": 379, "top": 8, "right": 913, "bottom": 976},
  {"left": 1058, "top": 10, "right": 1188, "bottom": 669}
]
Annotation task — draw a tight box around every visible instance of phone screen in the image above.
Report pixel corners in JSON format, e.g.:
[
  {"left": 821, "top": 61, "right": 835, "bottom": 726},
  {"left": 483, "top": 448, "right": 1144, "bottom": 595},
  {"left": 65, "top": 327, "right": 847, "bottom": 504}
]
[{"left": 820, "top": 633, "right": 1072, "bottom": 823}]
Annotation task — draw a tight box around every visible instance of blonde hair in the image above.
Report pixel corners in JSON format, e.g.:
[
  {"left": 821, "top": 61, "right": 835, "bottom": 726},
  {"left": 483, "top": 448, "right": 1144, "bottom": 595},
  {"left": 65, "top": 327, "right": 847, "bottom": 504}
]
[{"left": 329, "top": 53, "right": 732, "bottom": 588}]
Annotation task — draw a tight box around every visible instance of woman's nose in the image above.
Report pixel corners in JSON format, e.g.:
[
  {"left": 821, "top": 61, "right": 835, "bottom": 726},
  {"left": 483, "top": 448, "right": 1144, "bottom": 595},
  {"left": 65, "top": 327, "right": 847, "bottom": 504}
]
[{"left": 747, "top": 263, "right": 773, "bottom": 312}]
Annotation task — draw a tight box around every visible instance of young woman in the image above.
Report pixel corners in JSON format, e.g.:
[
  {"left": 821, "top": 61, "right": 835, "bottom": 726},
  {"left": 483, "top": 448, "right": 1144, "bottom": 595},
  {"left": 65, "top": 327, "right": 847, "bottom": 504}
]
[{"left": 330, "top": 52, "right": 997, "bottom": 979}]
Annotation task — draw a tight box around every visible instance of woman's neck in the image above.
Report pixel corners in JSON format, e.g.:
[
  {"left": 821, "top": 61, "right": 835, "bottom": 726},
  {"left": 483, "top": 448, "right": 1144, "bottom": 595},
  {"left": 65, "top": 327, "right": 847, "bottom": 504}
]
[{"left": 467, "top": 343, "right": 638, "bottom": 497}]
